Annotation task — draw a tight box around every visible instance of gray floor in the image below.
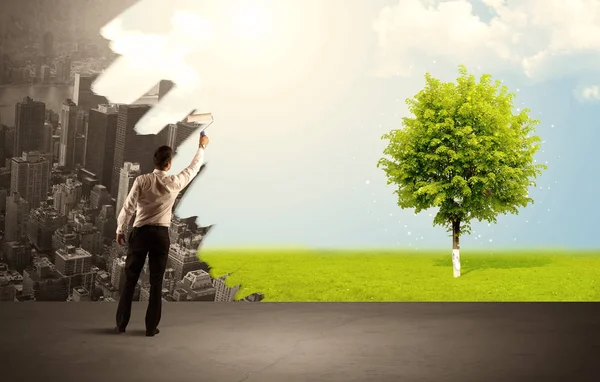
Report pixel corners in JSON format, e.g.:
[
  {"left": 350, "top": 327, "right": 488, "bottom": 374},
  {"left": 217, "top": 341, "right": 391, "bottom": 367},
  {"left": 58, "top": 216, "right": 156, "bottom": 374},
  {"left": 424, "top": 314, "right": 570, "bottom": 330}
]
[{"left": 0, "top": 303, "right": 598, "bottom": 382}]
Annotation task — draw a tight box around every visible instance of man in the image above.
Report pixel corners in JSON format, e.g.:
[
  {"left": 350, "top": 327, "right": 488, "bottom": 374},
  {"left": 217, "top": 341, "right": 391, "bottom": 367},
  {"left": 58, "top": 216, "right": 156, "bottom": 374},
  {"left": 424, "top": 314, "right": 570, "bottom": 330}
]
[{"left": 114, "top": 133, "right": 209, "bottom": 337}]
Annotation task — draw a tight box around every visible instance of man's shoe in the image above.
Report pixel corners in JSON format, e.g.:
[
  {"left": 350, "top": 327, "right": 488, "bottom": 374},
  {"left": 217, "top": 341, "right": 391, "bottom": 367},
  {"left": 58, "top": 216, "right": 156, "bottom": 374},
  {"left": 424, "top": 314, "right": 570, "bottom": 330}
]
[
  {"left": 146, "top": 328, "right": 160, "bottom": 337},
  {"left": 113, "top": 327, "right": 126, "bottom": 334}
]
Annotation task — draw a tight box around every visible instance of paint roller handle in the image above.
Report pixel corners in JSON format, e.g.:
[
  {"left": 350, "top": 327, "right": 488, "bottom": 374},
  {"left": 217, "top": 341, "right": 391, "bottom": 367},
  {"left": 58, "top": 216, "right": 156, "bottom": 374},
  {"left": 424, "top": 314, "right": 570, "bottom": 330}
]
[{"left": 199, "top": 131, "right": 209, "bottom": 149}]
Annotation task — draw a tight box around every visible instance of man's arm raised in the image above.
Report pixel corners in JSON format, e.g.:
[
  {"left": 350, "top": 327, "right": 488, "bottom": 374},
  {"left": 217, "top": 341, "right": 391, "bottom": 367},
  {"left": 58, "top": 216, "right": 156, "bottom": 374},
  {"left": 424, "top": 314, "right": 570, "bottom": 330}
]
[{"left": 173, "top": 134, "right": 209, "bottom": 190}]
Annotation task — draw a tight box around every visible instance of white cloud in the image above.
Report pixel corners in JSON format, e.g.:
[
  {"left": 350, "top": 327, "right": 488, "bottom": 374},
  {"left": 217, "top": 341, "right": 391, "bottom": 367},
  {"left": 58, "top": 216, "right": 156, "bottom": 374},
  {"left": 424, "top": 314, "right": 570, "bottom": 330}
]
[
  {"left": 575, "top": 85, "right": 600, "bottom": 102},
  {"left": 374, "top": 0, "right": 600, "bottom": 83}
]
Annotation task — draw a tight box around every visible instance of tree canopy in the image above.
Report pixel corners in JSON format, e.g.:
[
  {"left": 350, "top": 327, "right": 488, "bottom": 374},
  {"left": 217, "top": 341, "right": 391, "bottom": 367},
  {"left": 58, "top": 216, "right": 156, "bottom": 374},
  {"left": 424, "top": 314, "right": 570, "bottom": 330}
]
[{"left": 378, "top": 65, "right": 546, "bottom": 237}]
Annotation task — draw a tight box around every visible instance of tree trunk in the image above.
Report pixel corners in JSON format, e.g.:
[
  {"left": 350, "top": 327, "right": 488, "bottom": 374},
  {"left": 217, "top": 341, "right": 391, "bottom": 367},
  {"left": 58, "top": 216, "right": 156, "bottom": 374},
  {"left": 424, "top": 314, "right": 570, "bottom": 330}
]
[{"left": 452, "top": 220, "right": 461, "bottom": 278}]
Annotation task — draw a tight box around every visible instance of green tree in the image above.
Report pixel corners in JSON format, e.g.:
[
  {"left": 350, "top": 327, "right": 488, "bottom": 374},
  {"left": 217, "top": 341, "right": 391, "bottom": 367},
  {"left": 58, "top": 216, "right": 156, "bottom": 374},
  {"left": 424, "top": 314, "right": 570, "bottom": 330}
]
[{"left": 378, "top": 65, "right": 546, "bottom": 277}]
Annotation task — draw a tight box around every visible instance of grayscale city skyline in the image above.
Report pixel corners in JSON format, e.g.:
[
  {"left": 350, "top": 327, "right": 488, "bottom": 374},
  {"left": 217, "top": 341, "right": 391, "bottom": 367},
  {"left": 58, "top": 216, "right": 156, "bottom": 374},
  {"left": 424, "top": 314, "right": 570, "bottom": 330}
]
[{"left": 0, "top": 0, "right": 262, "bottom": 303}]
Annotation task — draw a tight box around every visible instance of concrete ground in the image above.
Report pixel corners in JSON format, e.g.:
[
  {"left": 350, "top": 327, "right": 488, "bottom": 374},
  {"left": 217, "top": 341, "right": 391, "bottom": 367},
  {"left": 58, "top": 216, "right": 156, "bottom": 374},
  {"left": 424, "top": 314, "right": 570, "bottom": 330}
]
[{"left": 0, "top": 303, "right": 599, "bottom": 382}]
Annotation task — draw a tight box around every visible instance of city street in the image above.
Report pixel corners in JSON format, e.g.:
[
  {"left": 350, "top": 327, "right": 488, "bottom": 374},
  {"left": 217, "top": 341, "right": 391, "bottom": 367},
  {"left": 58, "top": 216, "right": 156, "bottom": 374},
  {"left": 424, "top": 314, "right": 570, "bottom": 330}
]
[{"left": 1, "top": 302, "right": 599, "bottom": 381}]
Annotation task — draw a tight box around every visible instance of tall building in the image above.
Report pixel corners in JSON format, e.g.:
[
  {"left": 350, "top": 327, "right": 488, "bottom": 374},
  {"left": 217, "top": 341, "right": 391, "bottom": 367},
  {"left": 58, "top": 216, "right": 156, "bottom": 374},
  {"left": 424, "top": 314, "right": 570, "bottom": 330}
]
[
  {"left": 4, "top": 126, "right": 15, "bottom": 162},
  {"left": 111, "top": 104, "right": 154, "bottom": 197},
  {"left": 76, "top": 109, "right": 87, "bottom": 135},
  {"left": 74, "top": 134, "right": 86, "bottom": 166},
  {"left": 111, "top": 257, "right": 126, "bottom": 290},
  {"left": 42, "top": 31, "right": 54, "bottom": 58},
  {"left": 10, "top": 151, "right": 50, "bottom": 209},
  {"left": 59, "top": 99, "right": 78, "bottom": 168},
  {"left": 22, "top": 257, "right": 69, "bottom": 301},
  {"left": 89, "top": 185, "right": 112, "bottom": 209},
  {"left": 95, "top": 204, "right": 117, "bottom": 243},
  {"left": 86, "top": 104, "right": 118, "bottom": 190},
  {"left": 176, "top": 270, "right": 216, "bottom": 301},
  {"left": 52, "top": 178, "right": 82, "bottom": 216},
  {"left": 70, "top": 212, "right": 103, "bottom": 256},
  {"left": 52, "top": 224, "right": 79, "bottom": 251},
  {"left": 27, "top": 202, "right": 67, "bottom": 252},
  {"left": 166, "top": 122, "right": 198, "bottom": 153},
  {"left": 5, "top": 191, "right": 30, "bottom": 242},
  {"left": 168, "top": 244, "right": 209, "bottom": 281},
  {"left": 158, "top": 80, "right": 175, "bottom": 101},
  {"left": 2, "top": 241, "right": 32, "bottom": 274},
  {"left": 116, "top": 162, "right": 140, "bottom": 216},
  {"left": 34, "top": 55, "right": 45, "bottom": 80},
  {"left": 214, "top": 275, "right": 240, "bottom": 302},
  {"left": 14, "top": 97, "right": 45, "bottom": 156},
  {"left": 42, "top": 122, "right": 53, "bottom": 158},
  {"left": 72, "top": 73, "right": 108, "bottom": 111},
  {"left": 0, "top": 165, "right": 10, "bottom": 190},
  {"left": 77, "top": 169, "right": 99, "bottom": 199},
  {"left": 51, "top": 135, "right": 60, "bottom": 163},
  {"left": 0, "top": 125, "right": 7, "bottom": 165},
  {"left": 56, "top": 56, "right": 72, "bottom": 83},
  {"left": 41, "top": 65, "right": 51, "bottom": 83},
  {"left": 55, "top": 245, "right": 92, "bottom": 276}
]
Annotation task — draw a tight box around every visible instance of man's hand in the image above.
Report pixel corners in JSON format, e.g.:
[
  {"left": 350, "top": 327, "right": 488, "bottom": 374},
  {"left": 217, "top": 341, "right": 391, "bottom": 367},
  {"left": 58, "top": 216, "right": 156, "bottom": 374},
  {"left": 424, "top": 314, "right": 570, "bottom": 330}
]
[
  {"left": 200, "top": 134, "right": 209, "bottom": 149},
  {"left": 117, "top": 233, "right": 126, "bottom": 246}
]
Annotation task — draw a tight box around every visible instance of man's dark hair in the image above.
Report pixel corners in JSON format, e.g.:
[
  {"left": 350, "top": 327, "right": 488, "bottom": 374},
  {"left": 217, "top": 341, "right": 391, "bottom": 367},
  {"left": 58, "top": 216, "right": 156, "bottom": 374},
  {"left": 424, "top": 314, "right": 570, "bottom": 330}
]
[{"left": 154, "top": 146, "right": 173, "bottom": 170}]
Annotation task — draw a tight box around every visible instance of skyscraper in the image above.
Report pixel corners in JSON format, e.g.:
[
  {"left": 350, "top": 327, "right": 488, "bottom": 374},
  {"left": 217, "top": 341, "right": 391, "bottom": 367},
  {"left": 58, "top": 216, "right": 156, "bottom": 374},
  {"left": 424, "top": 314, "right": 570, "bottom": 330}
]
[
  {"left": 177, "top": 270, "right": 216, "bottom": 301},
  {"left": 59, "top": 99, "right": 78, "bottom": 168},
  {"left": 111, "top": 104, "right": 154, "bottom": 196},
  {"left": 52, "top": 178, "right": 83, "bottom": 216},
  {"left": 3, "top": 242, "right": 32, "bottom": 274},
  {"left": 10, "top": 151, "right": 50, "bottom": 209},
  {"left": 72, "top": 73, "right": 108, "bottom": 111},
  {"left": 41, "top": 122, "right": 53, "bottom": 158},
  {"left": 111, "top": 257, "right": 126, "bottom": 291},
  {"left": 56, "top": 56, "right": 72, "bottom": 83},
  {"left": 116, "top": 162, "right": 140, "bottom": 216},
  {"left": 89, "top": 185, "right": 112, "bottom": 209},
  {"left": 28, "top": 203, "right": 67, "bottom": 252},
  {"left": 213, "top": 275, "right": 240, "bottom": 302},
  {"left": 41, "top": 65, "right": 51, "bottom": 83},
  {"left": 4, "top": 126, "right": 15, "bottom": 162},
  {"left": 0, "top": 124, "right": 7, "bottom": 164},
  {"left": 168, "top": 244, "right": 210, "bottom": 281},
  {"left": 42, "top": 31, "right": 54, "bottom": 58},
  {"left": 86, "top": 104, "right": 118, "bottom": 190},
  {"left": 5, "top": 191, "right": 30, "bottom": 242},
  {"left": 95, "top": 204, "right": 117, "bottom": 243},
  {"left": 75, "top": 134, "right": 86, "bottom": 166},
  {"left": 166, "top": 121, "right": 198, "bottom": 153},
  {"left": 55, "top": 245, "right": 93, "bottom": 277},
  {"left": 14, "top": 97, "right": 45, "bottom": 157},
  {"left": 77, "top": 168, "right": 99, "bottom": 199},
  {"left": 158, "top": 80, "right": 175, "bottom": 101},
  {"left": 22, "top": 257, "right": 69, "bottom": 301}
]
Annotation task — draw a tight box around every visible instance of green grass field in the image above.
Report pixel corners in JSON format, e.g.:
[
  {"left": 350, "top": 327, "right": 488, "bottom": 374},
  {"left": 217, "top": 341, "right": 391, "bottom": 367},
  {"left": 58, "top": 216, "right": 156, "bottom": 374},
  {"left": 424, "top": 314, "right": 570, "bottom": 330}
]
[{"left": 199, "top": 249, "right": 600, "bottom": 302}]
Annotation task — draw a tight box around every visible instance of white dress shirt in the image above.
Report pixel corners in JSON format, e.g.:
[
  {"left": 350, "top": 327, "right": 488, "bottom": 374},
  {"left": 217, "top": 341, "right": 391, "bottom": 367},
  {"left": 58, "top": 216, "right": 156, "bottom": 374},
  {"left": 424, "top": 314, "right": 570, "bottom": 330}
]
[{"left": 116, "top": 147, "right": 205, "bottom": 235}]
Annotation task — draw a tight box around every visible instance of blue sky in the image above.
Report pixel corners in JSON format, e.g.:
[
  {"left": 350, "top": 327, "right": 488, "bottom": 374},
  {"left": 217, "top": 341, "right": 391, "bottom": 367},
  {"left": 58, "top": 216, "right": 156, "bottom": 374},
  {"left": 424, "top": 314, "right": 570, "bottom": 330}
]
[{"left": 96, "top": 0, "right": 600, "bottom": 249}]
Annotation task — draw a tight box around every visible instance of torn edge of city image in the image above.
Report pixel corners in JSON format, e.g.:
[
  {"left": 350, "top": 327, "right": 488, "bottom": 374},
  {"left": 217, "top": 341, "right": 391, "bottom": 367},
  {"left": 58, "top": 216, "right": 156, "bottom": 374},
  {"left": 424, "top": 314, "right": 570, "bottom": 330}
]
[{"left": 0, "top": 69, "right": 263, "bottom": 303}]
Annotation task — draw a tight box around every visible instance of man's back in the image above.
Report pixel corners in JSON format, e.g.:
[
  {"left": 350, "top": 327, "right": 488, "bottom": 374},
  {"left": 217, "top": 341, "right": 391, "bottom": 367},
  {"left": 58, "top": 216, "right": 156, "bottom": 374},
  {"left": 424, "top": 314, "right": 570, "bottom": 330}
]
[
  {"left": 116, "top": 146, "right": 205, "bottom": 235},
  {"left": 133, "top": 171, "right": 181, "bottom": 229}
]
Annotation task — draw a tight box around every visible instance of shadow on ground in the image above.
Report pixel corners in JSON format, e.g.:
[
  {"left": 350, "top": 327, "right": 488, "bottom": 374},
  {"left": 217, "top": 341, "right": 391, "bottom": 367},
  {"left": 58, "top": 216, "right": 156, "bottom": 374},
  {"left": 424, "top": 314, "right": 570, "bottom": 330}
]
[
  {"left": 432, "top": 255, "right": 554, "bottom": 276},
  {"left": 77, "top": 327, "right": 149, "bottom": 336}
]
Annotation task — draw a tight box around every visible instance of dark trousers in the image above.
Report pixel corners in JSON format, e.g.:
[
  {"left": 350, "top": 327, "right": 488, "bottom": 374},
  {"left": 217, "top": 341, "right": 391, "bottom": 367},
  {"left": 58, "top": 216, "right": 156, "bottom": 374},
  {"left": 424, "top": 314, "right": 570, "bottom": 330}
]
[{"left": 116, "top": 225, "right": 170, "bottom": 332}]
